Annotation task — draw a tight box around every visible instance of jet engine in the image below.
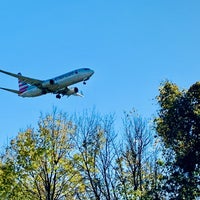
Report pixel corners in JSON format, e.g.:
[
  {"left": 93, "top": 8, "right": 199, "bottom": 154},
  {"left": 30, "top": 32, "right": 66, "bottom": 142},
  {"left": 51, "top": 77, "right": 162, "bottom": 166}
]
[
  {"left": 49, "top": 79, "right": 55, "bottom": 85},
  {"left": 65, "top": 87, "right": 79, "bottom": 95}
]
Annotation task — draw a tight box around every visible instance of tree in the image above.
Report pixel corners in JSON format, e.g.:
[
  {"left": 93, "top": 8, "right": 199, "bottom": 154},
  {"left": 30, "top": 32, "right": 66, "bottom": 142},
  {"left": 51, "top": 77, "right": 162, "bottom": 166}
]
[
  {"left": 0, "top": 111, "right": 84, "bottom": 200},
  {"left": 71, "top": 110, "right": 118, "bottom": 200},
  {"left": 155, "top": 81, "right": 200, "bottom": 199},
  {"left": 0, "top": 107, "right": 181, "bottom": 199},
  {"left": 115, "top": 110, "right": 162, "bottom": 199},
  {"left": 0, "top": 157, "right": 31, "bottom": 200}
]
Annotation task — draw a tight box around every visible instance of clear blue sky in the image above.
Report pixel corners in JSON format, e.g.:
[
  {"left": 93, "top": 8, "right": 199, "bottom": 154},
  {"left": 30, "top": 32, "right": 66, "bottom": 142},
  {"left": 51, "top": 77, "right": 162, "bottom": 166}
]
[{"left": 0, "top": 1, "right": 200, "bottom": 148}]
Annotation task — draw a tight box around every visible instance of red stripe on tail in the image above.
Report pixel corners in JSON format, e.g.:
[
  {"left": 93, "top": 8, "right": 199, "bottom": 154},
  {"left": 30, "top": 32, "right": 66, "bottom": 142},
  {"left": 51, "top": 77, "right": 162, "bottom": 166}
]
[{"left": 18, "top": 73, "right": 28, "bottom": 94}]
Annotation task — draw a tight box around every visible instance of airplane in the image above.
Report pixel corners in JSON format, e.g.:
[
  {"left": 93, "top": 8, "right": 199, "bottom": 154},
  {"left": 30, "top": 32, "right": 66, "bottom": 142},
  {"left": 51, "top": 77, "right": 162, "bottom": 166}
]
[{"left": 0, "top": 68, "right": 94, "bottom": 99}]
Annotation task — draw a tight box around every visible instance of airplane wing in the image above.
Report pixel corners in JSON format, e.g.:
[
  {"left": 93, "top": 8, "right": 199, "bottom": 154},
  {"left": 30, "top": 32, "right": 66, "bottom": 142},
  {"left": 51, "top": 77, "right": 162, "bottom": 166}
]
[
  {"left": 0, "top": 69, "right": 43, "bottom": 87},
  {"left": 0, "top": 87, "right": 19, "bottom": 94}
]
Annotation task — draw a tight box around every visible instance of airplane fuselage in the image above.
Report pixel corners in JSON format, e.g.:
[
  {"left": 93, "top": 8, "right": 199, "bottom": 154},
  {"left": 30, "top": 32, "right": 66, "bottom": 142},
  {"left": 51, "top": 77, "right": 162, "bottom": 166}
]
[{"left": 20, "top": 68, "right": 94, "bottom": 97}]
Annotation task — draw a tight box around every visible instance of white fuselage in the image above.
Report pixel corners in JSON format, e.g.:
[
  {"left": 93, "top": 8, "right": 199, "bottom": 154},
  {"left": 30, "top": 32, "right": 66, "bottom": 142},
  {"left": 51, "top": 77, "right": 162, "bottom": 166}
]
[{"left": 19, "top": 68, "right": 94, "bottom": 97}]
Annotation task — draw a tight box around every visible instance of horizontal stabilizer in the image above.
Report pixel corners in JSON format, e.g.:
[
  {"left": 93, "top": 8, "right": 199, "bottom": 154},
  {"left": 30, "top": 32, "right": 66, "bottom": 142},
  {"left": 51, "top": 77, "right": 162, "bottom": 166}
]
[{"left": 0, "top": 87, "right": 19, "bottom": 94}]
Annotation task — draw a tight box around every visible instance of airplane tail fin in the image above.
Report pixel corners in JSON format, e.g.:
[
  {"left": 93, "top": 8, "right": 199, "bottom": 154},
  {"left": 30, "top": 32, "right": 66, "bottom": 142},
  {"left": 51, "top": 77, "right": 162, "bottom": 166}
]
[{"left": 18, "top": 73, "right": 28, "bottom": 94}]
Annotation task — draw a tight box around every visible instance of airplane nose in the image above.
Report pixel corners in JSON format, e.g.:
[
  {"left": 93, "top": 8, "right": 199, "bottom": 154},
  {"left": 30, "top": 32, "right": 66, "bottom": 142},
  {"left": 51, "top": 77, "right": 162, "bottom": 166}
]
[{"left": 90, "top": 70, "right": 94, "bottom": 76}]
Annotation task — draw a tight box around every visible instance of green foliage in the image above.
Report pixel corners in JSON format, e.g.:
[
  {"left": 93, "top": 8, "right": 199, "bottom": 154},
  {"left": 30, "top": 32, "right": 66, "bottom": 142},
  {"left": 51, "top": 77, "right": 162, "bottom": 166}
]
[
  {"left": 1, "top": 80, "right": 199, "bottom": 199},
  {"left": 0, "top": 109, "right": 164, "bottom": 199},
  {"left": 0, "top": 111, "right": 84, "bottom": 200},
  {"left": 0, "top": 160, "right": 28, "bottom": 200},
  {"left": 155, "top": 80, "right": 200, "bottom": 199}
]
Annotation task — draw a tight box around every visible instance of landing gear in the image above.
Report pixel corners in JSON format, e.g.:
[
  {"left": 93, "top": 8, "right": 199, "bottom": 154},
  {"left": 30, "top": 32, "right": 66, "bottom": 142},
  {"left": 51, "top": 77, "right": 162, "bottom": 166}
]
[
  {"left": 56, "top": 94, "right": 61, "bottom": 99},
  {"left": 83, "top": 81, "right": 86, "bottom": 85}
]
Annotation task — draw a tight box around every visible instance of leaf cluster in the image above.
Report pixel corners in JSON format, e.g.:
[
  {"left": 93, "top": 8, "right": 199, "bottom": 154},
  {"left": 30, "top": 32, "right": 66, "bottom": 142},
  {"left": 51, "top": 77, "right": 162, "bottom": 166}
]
[{"left": 155, "top": 81, "right": 200, "bottom": 198}]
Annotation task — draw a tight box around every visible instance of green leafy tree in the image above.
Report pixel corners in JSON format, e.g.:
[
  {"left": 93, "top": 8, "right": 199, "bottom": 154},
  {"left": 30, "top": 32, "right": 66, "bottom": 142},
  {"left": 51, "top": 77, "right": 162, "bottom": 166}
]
[
  {"left": 155, "top": 81, "right": 200, "bottom": 199},
  {"left": 0, "top": 158, "right": 31, "bottom": 200},
  {"left": 0, "top": 111, "right": 84, "bottom": 200}
]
